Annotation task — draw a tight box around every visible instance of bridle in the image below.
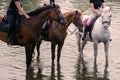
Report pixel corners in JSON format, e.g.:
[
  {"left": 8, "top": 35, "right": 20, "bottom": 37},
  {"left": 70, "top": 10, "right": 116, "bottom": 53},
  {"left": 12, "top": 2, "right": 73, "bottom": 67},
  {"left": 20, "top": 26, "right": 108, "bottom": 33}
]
[
  {"left": 73, "top": 11, "right": 83, "bottom": 33},
  {"left": 101, "top": 14, "right": 111, "bottom": 29}
]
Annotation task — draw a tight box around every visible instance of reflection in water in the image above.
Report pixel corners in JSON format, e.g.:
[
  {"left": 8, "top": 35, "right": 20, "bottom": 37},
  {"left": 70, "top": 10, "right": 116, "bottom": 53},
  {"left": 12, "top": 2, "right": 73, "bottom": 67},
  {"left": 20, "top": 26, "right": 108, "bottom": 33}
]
[
  {"left": 103, "top": 63, "right": 109, "bottom": 80},
  {"left": 75, "top": 55, "right": 109, "bottom": 80},
  {"left": 26, "top": 59, "right": 44, "bottom": 80},
  {"left": 50, "top": 62, "right": 63, "bottom": 80},
  {"left": 26, "top": 59, "right": 63, "bottom": 80},
  {"left": 75, "top": 55, "right": 89, "bottom": 80},
  {"left": 93, "top": 62, "right": 109, "bottom": 80}
]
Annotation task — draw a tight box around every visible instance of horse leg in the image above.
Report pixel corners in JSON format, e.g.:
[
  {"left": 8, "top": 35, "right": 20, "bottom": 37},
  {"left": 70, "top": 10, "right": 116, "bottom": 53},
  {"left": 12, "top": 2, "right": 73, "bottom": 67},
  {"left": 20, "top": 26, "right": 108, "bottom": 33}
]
[
  {"left": 75, "top": 32, "right": 82, "bottom": 54},
  {"left": 51, "top": 42, "right": 57, "bottom": 62},
  {"left": 36, "top": 40, "right": 42, "bottom": 58},
  {"left": 25, "top": 43, "right": 34, "bottom": 68},
  {"left": 104, "top": 41, "right": 109, "bottom": 63},
  {"left": 93, "top": 41, "right": 98, "bottom": 64},
  {"left": 80, "top": 40, "right": 87, "bottom": 56},
  {"left": 31, "top": 42, "right": 36, "bottom": 61},
  {"left": 57, "top": 41, "right": 64, "bottom": 62}
]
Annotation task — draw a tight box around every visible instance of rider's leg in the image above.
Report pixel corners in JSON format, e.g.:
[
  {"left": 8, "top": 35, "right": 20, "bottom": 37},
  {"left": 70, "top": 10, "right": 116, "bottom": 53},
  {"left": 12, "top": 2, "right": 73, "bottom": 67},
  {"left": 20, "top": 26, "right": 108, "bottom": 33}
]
[
  {"left": 7, "top": 14, "right": 16, "bottom": 45},
  {"left": 83, "top": 14, "right": 98, "bottom": 40}
]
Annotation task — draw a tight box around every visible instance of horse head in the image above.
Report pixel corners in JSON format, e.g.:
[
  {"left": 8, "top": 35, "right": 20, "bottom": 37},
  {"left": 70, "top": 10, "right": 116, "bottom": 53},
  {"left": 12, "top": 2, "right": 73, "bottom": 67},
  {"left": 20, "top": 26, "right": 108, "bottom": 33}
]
[
  {"left": 72, "top": 10, "right": 83, "bottom": 32},
  {"left": 48, "top": 4, "right": 67, "bottom": 26},
  {"left": 100, "top": 6, "right": 112, "bottom": 29}
]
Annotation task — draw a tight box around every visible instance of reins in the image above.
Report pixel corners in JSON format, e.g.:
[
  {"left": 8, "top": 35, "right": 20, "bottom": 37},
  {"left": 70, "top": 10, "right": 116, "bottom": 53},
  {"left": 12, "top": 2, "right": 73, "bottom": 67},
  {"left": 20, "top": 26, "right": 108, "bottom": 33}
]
[{"left": 67, "top": 27, "right": 78, "bottom": 35}]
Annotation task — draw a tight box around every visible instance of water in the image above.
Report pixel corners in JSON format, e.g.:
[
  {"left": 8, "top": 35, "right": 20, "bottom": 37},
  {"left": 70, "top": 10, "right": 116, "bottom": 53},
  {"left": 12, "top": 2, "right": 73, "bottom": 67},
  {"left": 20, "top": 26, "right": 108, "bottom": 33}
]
[{"left": 0, "top": 0, "right": 120, "bottom": 80}]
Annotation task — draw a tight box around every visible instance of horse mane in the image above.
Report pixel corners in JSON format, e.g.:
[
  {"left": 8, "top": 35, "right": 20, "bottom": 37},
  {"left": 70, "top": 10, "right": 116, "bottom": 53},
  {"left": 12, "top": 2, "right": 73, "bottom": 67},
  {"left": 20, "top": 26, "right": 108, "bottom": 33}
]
[
  {"left": 27, "top": 4, "right": 60, "bottom": 16},
  {"left": 63, "top": 10, "right": 82, "bottom": 16}
]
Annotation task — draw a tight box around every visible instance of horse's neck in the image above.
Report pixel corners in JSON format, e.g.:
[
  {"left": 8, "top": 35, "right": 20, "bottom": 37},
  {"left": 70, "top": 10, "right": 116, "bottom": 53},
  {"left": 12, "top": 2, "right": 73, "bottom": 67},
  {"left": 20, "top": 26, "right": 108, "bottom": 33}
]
[
  {"left": 64, "top": 11, "right": 74, "bottom": 30},
  {"left": 26, "top": 11, "right": 50, "bottom": 30},
  {"left": 36, "top": 11, "right": 50, "bottom": 27},
  {"left": 94, "top": 17, "right": 108, "bottom": 32}
]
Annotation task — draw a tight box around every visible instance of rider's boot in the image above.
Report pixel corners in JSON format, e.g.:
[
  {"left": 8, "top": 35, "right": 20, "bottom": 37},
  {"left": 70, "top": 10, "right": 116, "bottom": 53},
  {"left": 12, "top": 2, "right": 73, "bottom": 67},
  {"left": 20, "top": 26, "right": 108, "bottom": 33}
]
[{"left": 7, "top": 32, "right": 14, "bottom": 45}]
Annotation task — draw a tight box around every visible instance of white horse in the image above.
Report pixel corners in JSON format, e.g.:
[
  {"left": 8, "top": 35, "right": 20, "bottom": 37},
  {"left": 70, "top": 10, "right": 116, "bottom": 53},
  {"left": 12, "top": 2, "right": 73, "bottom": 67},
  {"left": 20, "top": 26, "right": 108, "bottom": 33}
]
[{"left": 76, "top": 6, "right": 112, "bottom": 64}]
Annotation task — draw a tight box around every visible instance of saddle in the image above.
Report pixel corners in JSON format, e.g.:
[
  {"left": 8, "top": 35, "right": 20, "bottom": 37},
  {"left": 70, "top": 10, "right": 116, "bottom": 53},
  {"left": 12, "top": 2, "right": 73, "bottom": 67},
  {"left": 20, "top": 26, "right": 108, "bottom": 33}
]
[
  {"left": 41, "top": 19, "right": 51, "bottom": 38},
  {"left": 0, "top": 15, "right": 22, "bottom": 33},
  {"left": 83, "top": 18, "right": 94, "bottom": 32}
]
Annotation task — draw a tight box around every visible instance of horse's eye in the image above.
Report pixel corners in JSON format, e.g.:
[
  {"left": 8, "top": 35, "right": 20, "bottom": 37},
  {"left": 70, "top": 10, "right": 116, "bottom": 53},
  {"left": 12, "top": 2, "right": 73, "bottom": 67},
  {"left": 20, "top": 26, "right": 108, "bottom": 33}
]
[{"left": 58, "top": 11, "right": 61, "bottom": 13}]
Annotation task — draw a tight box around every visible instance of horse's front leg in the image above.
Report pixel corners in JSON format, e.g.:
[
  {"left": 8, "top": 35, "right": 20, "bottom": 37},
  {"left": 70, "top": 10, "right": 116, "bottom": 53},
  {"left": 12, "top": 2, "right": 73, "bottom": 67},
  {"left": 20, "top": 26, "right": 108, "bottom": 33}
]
[
  {"left": 80, "top": 40, "right": 87, "bottom": 56},
  {"left": 25, "top": 43, "right": 34, "bottom": 68},
  {"left": 36, "top": 40, "right": 42, "bottom": 58},
  {"left": 57, "top": 41, "right": 64, "bottom": 62},
  {"left": 93, "top": 41, "right": 98, "bottom": 64},
  {"left": 104, "top": 41, "right": 109, "bottom": 63},
  {"left": 75, "top": 32, "right": 82, "bottom": 54},
  {"left": 51, "top": 42, "right": 57, "bottom": 62}
]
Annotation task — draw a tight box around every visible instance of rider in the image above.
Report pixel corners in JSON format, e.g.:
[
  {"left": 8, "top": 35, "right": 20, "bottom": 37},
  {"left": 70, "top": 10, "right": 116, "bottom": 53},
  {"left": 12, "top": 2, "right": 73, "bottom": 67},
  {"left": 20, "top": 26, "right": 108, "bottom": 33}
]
[
  {"left": 83, "top": 0, "right": 104, "bottom": 40},
  {"left": 7, "top": 0, "right": 30, "bottom": 45}
]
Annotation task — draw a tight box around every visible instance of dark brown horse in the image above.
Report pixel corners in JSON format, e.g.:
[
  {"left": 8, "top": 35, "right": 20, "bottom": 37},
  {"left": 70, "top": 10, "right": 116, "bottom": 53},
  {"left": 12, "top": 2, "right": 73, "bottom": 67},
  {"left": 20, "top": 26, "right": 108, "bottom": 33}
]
[
  {"left": 0, "top": 4, "right": 66, "bottom": 68},
  {"left": 35, "top": 10, "right": 83, "bottom": 62}
]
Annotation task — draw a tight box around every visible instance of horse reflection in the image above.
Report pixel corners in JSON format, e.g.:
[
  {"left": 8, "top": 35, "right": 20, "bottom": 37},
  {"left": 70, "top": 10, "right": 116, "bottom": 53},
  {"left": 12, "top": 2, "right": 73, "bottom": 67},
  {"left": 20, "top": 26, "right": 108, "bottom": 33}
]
[
  {"left": 26, "top": 60, "right": 44, "bottom": 80},
  {"left": 50, "top": 62, "right": 62, "bottom": 80},
  {"left": 75, "top": 56, "right": 109, "bottom": 80},
  {"left": 93, "top": 62, "right": 109, "bottom": 80},
  {"left": 75, "top": 55, "right": 88, "bottom": 80},
  {"left": 26, "top": 60, "right": 62, "bottom": 80}
]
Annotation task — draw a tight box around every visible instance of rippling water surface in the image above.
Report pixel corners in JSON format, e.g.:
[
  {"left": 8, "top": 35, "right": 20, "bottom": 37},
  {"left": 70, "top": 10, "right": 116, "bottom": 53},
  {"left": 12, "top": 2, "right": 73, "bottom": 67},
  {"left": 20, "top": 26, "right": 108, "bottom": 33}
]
[{"left": 0, "top": 0, "right": 120, "bottom": 80}]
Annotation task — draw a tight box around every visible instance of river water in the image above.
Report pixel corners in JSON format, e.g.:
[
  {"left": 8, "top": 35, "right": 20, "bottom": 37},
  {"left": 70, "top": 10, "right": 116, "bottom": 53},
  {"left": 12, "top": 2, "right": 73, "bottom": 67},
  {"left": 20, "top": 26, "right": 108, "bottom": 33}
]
[{"left": 0, "top": 0, "right": 120, "bottom": 80}]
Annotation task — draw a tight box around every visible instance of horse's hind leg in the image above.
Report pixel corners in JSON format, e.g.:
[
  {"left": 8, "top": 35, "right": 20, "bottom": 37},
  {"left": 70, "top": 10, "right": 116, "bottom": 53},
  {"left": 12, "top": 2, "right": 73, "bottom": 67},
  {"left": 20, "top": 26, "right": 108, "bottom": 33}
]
[
  {"left": 51, "top": 42, "right": 57, "bottom": 62},
  {"left": 57, "top": 41, "right": 64, "bottom": 62},
  {"left": 104, "top": 41, "right": 109, "bottom": 63}
]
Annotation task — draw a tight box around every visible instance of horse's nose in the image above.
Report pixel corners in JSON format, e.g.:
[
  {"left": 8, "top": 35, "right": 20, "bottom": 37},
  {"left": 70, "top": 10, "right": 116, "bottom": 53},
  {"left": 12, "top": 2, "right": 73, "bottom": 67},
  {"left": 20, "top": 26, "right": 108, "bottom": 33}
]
[{"left": 60, "top": 17, "right": 67, "bottom": 26}]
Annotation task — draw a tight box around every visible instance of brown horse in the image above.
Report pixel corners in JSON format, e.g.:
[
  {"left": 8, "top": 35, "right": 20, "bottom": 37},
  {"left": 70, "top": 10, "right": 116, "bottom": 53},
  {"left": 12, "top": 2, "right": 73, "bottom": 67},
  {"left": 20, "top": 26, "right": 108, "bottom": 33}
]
[
  {"left": 35, "top": 10, "right": 83, "bottom": 62},
  {"left": 0, "top": 4, "right": 66, "bottom": 68}
]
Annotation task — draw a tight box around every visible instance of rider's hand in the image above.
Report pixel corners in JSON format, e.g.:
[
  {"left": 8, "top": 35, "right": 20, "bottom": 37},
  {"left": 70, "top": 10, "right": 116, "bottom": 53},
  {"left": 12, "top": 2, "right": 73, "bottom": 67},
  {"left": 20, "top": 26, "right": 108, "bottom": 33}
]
[
  {"left": 25, "top": 14, "right": 30, "bottom": 19},
  {"left": 97, "top": 12, "right": 101, "bottom": 16}
]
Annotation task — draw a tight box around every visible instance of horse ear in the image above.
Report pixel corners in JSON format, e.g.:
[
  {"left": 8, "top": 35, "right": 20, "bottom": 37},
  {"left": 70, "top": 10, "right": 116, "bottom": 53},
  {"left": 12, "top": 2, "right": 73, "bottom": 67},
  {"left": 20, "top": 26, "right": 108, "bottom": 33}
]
[
  {"left": 52, "top": 3, "right": 56, "bottom": 8},
  {"left": 99, "top": 7, "right": 103, "bottom": 13},
  {"left": 108, "top": 7, "right": 112, "bottom": 12}
]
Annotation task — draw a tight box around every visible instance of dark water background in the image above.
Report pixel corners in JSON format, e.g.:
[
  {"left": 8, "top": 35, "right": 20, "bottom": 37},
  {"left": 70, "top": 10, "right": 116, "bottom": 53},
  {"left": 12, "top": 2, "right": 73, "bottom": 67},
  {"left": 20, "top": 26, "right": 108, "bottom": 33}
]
[{"left": 0, "top": 0, "right": 120, "bottom": 80}]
